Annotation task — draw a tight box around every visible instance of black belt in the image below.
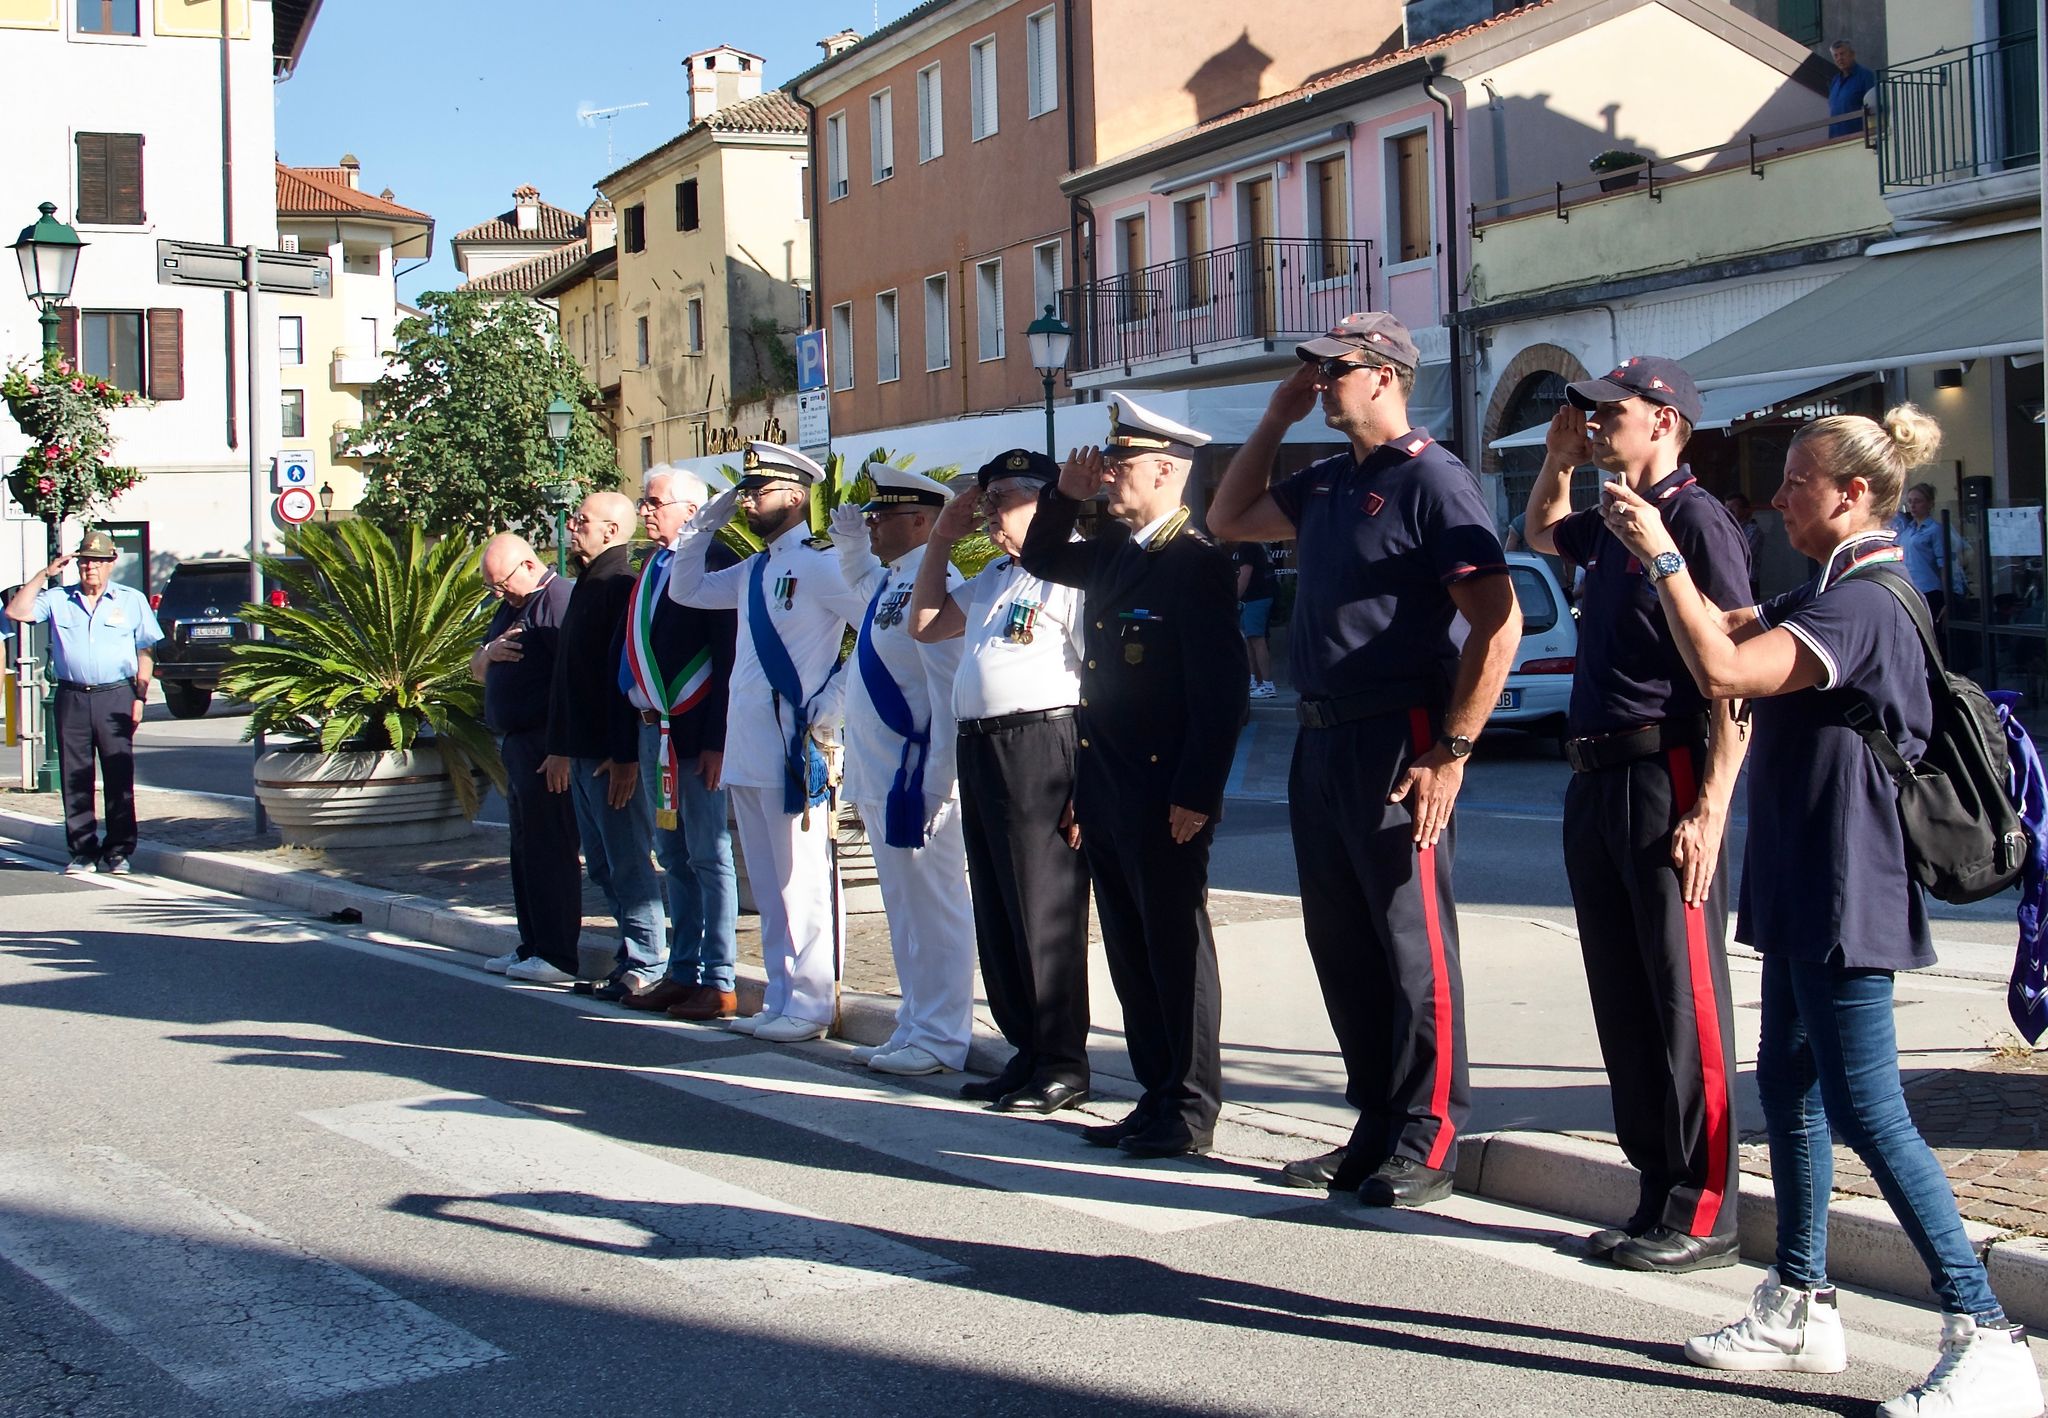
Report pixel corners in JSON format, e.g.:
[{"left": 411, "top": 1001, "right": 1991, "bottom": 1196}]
[
  {"left": 57, "top": 679, "right": 135, "bottom": 693},
  {"left": 959, "top": 706, "right": 1074, "bottom": 737},
  {"left": 1564, "top": 714, "right": 1710, "bottom": 774},
  {"left": 1296, "top": 681, "right": 1440, "bottom": 730}
]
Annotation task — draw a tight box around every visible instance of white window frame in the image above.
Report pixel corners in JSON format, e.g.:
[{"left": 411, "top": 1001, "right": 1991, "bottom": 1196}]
[
  {"left": 870, "top": 88, "right": 895, "bottom": 183},
  {"left": 1031, "top": 240, "right": 1062, "bottom": 322},
  {"left": 916, "top": 63, "right": 944, "bottom": 163},
  {"left": 969, "top": 35, "right": 999, "bottom": 141},
  {"left": 825, "top": 111, "right": 849, "bottom": 201},
  {"left": 829, "top": 301, "right": 854, "bottom": 390},
  {"left": 1379, "top": 117, "right": 1437, "bottom": 277},
  {"left": 1025, "top": 7, "right": 1058, "bottom": 119},
  {"left": 1302, "top": 145, "right": 1354, "bottom": 291},
  {"left": 923, "top": 272, "right": 951, "bottom": 372},
  {"left": 278, "top": 314, "right": 304, "bottom": 366},
  {"left": 874, "top": 288, "right": 900, "bottom": 384},
  {"left": 974, "top": 257, "right": 1005, "bottom": 362},
  {"left": 686, "top": 296, "right": 705, "bottom": 354}
]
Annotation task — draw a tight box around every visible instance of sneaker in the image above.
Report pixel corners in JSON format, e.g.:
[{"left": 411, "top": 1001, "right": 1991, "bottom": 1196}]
[
  {"left": 727, "top": 1010, "right": 778, "bottom": 1035},
  {"left": 1684, "top": 1268, "right": 1847, "bottom": 1374},
  {"left": 102, "top": 856, "right": 132, "bottom": 876},
  {"left": 869, "top": 1044, "right": 947, "bottom": 1076},
  {"left": 848, "top": 1044, "right": 888, "bottom": 1065},
  {"left": 1251, "top": 681, "right": 1278, "bottom": 699},
  {"left": 755, "top": 1015, "right": 829, "bottom": 1043},
  {"left": 504, "top": 957, "right": 577, "bottom": 984},
  {"left": 64, "top": 857, "right": 97, "bottom": 876},
  {"left": 1880, "top": 1315, "right": 2044, "bottom": 1418},
  {"left": 483, "top": 951, "right": 521, "bottom": 975}
]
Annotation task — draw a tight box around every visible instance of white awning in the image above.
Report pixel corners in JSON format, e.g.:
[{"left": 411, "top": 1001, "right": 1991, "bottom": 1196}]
[{"left": 1488, "top": 373, "right": 1851, "bottom": 450}]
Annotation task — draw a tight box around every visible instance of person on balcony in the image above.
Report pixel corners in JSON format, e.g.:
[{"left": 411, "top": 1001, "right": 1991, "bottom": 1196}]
[{"left": 1828, "top": 40, "right": 1877, "bottom": 138}]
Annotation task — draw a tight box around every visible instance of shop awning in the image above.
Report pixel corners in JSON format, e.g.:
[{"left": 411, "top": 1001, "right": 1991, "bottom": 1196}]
[
  {"left": 1488, "top": 373, "right": 1855, "bottom": 450},
  {"left": 1682, "top": 231, "right": 2044, "bottom": 390}
]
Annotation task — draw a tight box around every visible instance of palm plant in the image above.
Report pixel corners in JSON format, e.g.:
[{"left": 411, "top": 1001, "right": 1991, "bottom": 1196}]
[{"left": 219, "top": 520, "right": 507, "bottom": 818}]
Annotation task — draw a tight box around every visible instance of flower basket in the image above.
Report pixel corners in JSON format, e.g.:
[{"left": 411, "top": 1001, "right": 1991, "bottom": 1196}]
[{"left": 1, "top": 352, "right": 145, "bottom": 523}]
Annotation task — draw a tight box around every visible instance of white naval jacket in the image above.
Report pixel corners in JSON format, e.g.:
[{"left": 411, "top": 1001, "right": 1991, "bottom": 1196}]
[{"left": 826, "top": 541, "right": 965, "bottom": 807}]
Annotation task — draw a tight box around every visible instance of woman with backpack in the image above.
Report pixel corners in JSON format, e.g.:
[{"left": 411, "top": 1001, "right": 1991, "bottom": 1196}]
[{"left": 1600, "top": 405, "right": 2044, "bottom": 1418}]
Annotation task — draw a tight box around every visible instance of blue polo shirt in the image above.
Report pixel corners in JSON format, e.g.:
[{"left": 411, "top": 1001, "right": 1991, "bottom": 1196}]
[
  {"left": 1551, "top": 465, "right": 1753, "bottom": 735},
  {"left": 1891, "top": 513, "right": 1962, "bottom": 595},
  {"left": 1270, "top": 428, "right": 1507, "bottom": 700},
  {"left": 1738, "top": 532, "right": 1935, "bottom": 970},
  {"left": 1829, "top": 63, "right": 1876, "bottom": 137},
  {"left": 28, "top": 582, "right": 163, "bottom": 685}
]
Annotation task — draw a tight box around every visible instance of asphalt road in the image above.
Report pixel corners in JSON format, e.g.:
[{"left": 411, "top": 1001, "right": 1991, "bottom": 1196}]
[{"left": 0, "top": 852, "right": 2008, "bottom": 1417}]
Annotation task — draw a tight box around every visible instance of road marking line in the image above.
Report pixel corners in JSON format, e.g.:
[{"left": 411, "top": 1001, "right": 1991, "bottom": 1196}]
[
  {"left": 0, "top": 1146, "right": 504, "bottom": 1402},
  {"left": 652, "top": 1051, "right": 1316, "bottom": 1235},
  {"left": 303, "top": 1092, "right": 960, "bottom": 1309}
]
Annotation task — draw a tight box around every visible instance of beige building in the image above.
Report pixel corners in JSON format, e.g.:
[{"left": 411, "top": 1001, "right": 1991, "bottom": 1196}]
[
  {"left": 531, "top": 202, "right": 621, "bottom": 456},
  {"left": 274, "top": 158, "right": 433, "bottom": 519},
  {"left": 452, "top": 185, "right": 587, "bottom": 298},
  {"left": 589, "top": 49, "right": 811, "bottom": 482}
]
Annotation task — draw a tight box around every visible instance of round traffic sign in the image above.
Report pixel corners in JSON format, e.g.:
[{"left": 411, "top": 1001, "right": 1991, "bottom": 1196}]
[{"left": 275, "top": 486, "right": 318, "bottom": 525}]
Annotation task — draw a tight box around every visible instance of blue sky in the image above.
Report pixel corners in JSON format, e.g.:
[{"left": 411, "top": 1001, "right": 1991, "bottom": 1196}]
[{"left": 275, "top": 0, "right": 921, "bottom": 302}]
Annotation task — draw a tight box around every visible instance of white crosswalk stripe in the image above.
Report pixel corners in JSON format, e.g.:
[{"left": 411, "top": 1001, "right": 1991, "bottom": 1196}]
[
  {"left": 303, "top": 1091, "right": 962, "bottom": 1308},
  {"left": 0, "top": 1146, "right": 505, "bottom": 1402},
  {"left": 651, "top": 1050, "right": 1315, "bottom": 1235}
]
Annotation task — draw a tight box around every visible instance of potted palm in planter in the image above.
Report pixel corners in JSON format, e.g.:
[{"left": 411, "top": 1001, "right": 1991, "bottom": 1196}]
[
  {"left": 220, "top": 520, "right": 507, "bottom": 848},
  {"left": 1589, "top": 148, "right": 1649, "bottom": 192}
]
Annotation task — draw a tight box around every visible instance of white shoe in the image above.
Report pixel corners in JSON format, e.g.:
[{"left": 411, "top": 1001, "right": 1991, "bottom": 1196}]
[
  {"left": 1880, "top": 1315, "right": 2045, "bottom": 1418},
  {"left": 504, "top": 957, "right": 577, "bottom": 984},
  {"left": 868, "top": 1045, "right": 947, "bottom": 1076},
  {"left": 619, "top": 966, "right": 664, "bottom": 995},
  {"left": 484, "top": 951, "right": 521, "bottom": 975},
  {"left": 755, "top": 1015, "right": 829, "bottom": 1043},
  {"left": 64, "top": 857, "right": 97, "bottom": 876},
  {"left": 1250, "top": 681, "right": 1278, "bottom": 699},
  {"left": 726, "top": 1010, "right": 778, "bottom": 1035},
  {"left": 848, "top": 1044, "right": 887, "bottom": 1065},
  {"left": 1684, "top": 1268, "right": 1848, "bottom": 1374}
]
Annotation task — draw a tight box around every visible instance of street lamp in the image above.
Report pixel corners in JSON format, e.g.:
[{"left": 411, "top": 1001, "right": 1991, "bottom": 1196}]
[
  {"left": 317, "top": 481, "right": 335, "bottom": 522},
  {"left": 13, "top": 202, "right": 85, "bottom": 361},
  {"left": 544, "top": 395, "right": 576, "bottom": 573},
  {"left": 1025, "top": 304, "right": 1072, "bottom": 458}
]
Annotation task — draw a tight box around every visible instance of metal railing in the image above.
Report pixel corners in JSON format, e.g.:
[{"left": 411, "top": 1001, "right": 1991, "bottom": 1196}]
[
  {"left": 1061, "top": 237, "right": 1373, "bottom": 373},
  {"left": 1878, "top": 30, "right": 2040, "bottom": 191}
]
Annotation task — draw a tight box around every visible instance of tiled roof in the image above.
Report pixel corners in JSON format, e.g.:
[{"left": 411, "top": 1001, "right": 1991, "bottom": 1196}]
[
  {"left": 786, "top": 0, "right": 954, "bottom": 91},
  {"left": 275, "top": 162, "right": 432, "bottom": 223},
  {"left": 459, "top": 238, "right": 591, "bottom": 295},
  {"left": 452, "top": 198, "right": 586, "bottom": 247},
  {"left": 596, "top": 90, "right": 809, "bottom": 191}
]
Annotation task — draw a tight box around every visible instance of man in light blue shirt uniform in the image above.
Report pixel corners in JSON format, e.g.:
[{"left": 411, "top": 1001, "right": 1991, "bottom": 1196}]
[{"left": 5, "top": 529, "right": 163, "bottom": 873}]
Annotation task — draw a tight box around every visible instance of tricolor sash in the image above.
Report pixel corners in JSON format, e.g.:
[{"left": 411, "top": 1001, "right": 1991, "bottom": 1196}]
[
  {"left": 748, "top": 553, "right": 836, "bottom": 821},
  {"left": 623, "top": 548, "right": 715, "bottom": 829},
  {"left": 856, "top": 577, "right": 931, "bottom": 850}
]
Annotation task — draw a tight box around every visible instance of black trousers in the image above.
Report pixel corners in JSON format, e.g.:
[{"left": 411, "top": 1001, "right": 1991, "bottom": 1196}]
[
  {"left": 1290, "top": 708, "right": 1468, "bottom": 1184},
  {"left": 56, "top": 682, "right": 138, "bottom": 860},
  {"left": 957, "top": 717, "right": 1092, "bottom": 1089},
  {"left": 500, "top": 729, "right": 583, "bottom": 973},
  {"left": 1563, "top": 744, "right": 1739, "bottom": 1239},
  {"left": 1082, "top": 809, "right": 1221, "bottom": 1137}
]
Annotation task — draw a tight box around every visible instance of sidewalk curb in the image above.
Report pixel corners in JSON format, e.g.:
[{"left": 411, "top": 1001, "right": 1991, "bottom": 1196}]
[{"left": 8, "top": 805, "right": 2046, "bottom": 1327}]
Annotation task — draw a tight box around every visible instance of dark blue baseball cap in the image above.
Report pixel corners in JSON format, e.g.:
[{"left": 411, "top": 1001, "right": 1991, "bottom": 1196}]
[{"left": 1566, "top": 356, "right": 1704, "bottom": 425}]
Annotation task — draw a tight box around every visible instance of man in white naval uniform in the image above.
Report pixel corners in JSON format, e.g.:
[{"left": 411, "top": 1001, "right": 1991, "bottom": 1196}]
[
  {"left": 823, "top": 464, "right": 974, "bottom": 1077},
  {"left": 665, "top": 441, "right": 854, "bottom": 1043}
]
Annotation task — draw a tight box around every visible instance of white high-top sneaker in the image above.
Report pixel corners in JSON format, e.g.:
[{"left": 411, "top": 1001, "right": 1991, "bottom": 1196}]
[
  {"left": 1684, "top": 1268, "right": 1848, "bottom": 1373},
  {"left": 1880, "top": 1316, "right": 2045, "bottom": 1418}
]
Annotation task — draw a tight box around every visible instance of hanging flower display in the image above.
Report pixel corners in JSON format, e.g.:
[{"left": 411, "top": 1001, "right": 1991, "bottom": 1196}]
[{"left": 2, "top": 351, "right": 145, "bottom": 523}]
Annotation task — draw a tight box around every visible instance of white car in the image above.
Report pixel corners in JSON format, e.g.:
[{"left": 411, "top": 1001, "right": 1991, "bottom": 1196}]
[{"left": 1488, "top": 551, "right": 1577, "bottom": 745}]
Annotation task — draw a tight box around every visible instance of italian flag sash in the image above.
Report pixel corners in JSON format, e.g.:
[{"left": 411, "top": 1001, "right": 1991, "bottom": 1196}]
[{"left": 626, "top": 554, "right": 713, "bottom": 828}]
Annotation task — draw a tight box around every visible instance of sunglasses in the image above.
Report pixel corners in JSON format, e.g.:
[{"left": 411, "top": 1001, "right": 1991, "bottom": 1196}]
[{"left": 1314, "top": 357, "right": 1381, "bottom": 381}]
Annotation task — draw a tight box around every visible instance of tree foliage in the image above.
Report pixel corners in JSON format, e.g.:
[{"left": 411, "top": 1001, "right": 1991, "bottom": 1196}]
[
  {"left": 710, "top": 447, "right": 999, "bottom": 576},
  {"left": 346, "top": 289, "right": 617, "bottom": 543}
]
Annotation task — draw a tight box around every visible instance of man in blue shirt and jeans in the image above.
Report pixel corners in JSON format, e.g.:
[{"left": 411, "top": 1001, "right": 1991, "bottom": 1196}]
[
  {"left": 1828, "top": 40, "right": 1877, "bottom": 138},
  {"left": 6, "top": 529, "right": 163, "bottom": 874}
]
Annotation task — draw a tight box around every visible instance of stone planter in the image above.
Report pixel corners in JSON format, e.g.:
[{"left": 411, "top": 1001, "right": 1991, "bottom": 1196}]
[{"left": 254, "top": 743, "right": 481, "bottom": 849}]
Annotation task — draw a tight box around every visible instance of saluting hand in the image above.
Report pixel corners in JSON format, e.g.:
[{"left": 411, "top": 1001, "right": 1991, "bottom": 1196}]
[
  {"left": 1670, "top": 803, "right": 1723, "bottom": 906},
  {"left": 1390, "top": 745, "right": 1464, "bottom": 849},
  {"left": 1544, "top": 406, "right": 1593, "bottom": 469},
  {"left": 828, "top": 502, "right": 868, "bottom": 544},
  {"left": 1058, "top": 447, "right": 1108, "bottom": 502},
  {"left": 1167, "top": 804, "right": 1209, "bottom": 845},
  {"left": 684, "top": 487, "right": 741, "bottom": 537},
  {"left": 1268, "top": 362, "right": 1322, "bottom": 426},
  {"left": 932, "top": 486, "right": 982, "bottom": 544},
  {"left": 1598, "top": 479, "right": 1680, "bottom": 564}
]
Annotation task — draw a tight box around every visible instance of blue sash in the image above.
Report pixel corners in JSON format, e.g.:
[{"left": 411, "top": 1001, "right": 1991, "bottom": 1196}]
[
  {"left": 748, "top": 555, "right": 835, "bottom": 817},
  {"left": 855, "top": 578, "right": 930, "bottom": 850}
]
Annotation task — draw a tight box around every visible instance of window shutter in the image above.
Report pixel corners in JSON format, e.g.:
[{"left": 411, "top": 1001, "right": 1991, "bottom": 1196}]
[
  {"left": 75, "top": 133, "right": 109, "bottom": 224},
  {"left": 57, "top": 307, "right": 79, "bottom": 363},
  {"left": 1026, "top": 26, "right": 1042, "bottom": 117},
  {"left": 145, "top": 308, "right": 183, "bottom": 400},
  {"left": 112, "top": 135, "right": 144, "bottom": 224}
]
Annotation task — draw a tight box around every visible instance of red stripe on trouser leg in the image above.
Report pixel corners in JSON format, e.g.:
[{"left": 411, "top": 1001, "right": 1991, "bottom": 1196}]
[
  {"left": 1409, "top": 707, "right": 1456, "bottom": 1171},
  {"left": 1665, "top": 745, "right": 1729, "bottom": 1236}
]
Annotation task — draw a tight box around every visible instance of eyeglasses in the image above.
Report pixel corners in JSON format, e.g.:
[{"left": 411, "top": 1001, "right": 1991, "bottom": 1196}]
[
  {"left": 483, "top": 559, "right": 534, "bottom": 594},
  {"left": 863, "top": 508, "right": 921, "bottom": 523},
  {"left": 735, "top": 485, "right": 797, "bottom": 505},
  {"left": 635, "top": 496, "right": 683, "bottom": 512}
]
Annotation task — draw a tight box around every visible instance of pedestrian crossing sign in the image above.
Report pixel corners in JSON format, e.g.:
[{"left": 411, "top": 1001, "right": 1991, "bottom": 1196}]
[{"left": 274, "top": 451, "right": 314, "bottom": 492}]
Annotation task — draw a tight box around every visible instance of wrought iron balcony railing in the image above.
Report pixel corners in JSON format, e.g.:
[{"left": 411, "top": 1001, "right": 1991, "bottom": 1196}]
[{"left": 1878, "top": 30, "right": 2040, "bottom": 192}]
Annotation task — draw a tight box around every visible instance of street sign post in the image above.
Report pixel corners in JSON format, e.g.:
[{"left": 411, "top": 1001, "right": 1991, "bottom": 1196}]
[
  {"left": 794, "top": 329, "right": 830, "bottom": 454},
  {"left": 274, "top": 487, "right": 317, "bottom": 526}
]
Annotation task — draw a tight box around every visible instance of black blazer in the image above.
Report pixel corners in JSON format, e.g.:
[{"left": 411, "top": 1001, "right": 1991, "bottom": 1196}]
[
  {"left": 547, "top": 542, "right": 640, "bottom": 764},
  {"left": 1020, "top": 488, "right": 1248, "bottom": 826}
]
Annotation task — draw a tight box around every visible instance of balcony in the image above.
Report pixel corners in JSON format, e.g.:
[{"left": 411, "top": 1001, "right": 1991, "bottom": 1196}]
[
  {"left": 330, "top": 349, "right": 395, "bottom": 386},
  {"left": 1063, "top": 237, "right": 1373, "bottom": 384},
  {"left": 1878, "top": 31, "right": 2040, "bottom": 222}
]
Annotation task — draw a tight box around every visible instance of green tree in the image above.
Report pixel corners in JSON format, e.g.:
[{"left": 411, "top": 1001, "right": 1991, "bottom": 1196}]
[{"left": 346, "top": 288, "right": 616, "bottom": 542}]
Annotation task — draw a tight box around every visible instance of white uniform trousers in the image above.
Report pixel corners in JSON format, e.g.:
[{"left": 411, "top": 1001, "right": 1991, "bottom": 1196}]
[
  {"left": 860, "top": 797, "right": 976, "bottom": 1069},
  {"left": 730, "top": 784, "right": 843, "bottom": 1026}
]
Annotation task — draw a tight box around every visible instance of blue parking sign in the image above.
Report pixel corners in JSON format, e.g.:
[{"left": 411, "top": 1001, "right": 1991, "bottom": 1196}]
[{"left": 794, "top": 330, "right": 827, "bottom": 393}]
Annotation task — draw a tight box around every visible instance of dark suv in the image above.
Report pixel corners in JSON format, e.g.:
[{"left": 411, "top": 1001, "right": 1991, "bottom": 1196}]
[{"left": 151, "top": 558, "right": 301, "bottom": 718}]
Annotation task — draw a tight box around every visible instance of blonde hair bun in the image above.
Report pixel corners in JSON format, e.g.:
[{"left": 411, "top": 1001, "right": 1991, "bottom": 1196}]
[{"left": 1883, "top": 403, "right": 1943, "bottom": 471}]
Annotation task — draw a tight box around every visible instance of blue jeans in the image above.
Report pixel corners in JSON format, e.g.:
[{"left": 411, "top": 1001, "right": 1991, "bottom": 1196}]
[
  {"left": 638, "top": 723, "right": 738, "bottom": 992},
  {"left": 1758, "top": 954, "right": 2003, "bottom": 1320},
  {"left": 568, "top": 755, "right": 667, "bottom": 969}
]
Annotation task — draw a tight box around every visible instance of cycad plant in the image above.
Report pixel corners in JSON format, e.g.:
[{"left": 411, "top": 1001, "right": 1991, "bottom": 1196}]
[{"left": 219, "top": 520, "right": 507, "bottom": 818}]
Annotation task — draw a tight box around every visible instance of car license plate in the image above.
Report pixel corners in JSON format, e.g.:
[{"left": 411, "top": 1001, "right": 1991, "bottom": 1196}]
[
  {"left": 188, "top": 623, "right": 233, "bottom": 640},
  {"left": 1495, "top": 689, "right": 1521, "bottom": 710}
]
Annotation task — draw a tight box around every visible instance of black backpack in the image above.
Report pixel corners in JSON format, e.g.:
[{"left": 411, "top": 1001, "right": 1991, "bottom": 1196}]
[{"left": 1838, "top": 564, "right": 2028, "bottom": 904}]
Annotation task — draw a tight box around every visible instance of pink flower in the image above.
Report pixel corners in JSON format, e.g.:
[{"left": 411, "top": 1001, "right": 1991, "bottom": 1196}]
[
  {"left": 98, "top": 447, "right": 111, "bottom": 459},
  {"left": 35, "top": 477, "right": 52, "bottom": 494},
  {"left": 122, "top": 392, "right": 135, "bottom": 406},
  {"left": 70, "top": 378, "right": 84, "bottom": 393},
  {"left": 24, "top": 383, "right": 37, "bottom": 395}
]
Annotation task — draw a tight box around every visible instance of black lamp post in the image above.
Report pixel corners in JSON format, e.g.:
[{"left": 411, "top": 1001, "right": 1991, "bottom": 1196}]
[
  {"left": 1024, "top": 304, "right": 1072, "bottom": 458},
  {"left": 545, "top": 396, "right": 575, "bottom": 573}
]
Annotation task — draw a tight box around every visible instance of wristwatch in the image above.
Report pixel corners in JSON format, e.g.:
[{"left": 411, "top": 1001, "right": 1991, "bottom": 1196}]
[
  {"left": 1439, "top": 734, "right": 1474, "bottom": 760},
  {"left": 1647, "top": 550, "right": 1687, "bottom": 583}
]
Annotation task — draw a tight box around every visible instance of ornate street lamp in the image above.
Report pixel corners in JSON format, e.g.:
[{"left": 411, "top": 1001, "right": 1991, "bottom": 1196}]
[
  {"left": 1024, "top": 304, "right": 1072, "bottom": 458},
  {"left": 317, "top": 481, "right": 335, "bottom": 522},
  {"left": 12, "top": 202, "right": 85, "bottom": 360},
  {"left": 544, "top": 395, "right": 576, "bottom": 573}
]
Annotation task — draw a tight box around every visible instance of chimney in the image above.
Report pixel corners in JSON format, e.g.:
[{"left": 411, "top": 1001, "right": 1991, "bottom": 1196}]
[
  {"left": 686, "top": 45, "right": 764, "bottom": 124},
  {"left": 586, "top": 198, "right": 617, "bottom": 253},
  {"left": 513, "top": 184, "right": 540, "bottom": 232},
  {"left": 1402, "top": 0, "right": 1505, "bottom": 46},
  {"left": 338, "top": 153, "right": 361, "bottom": 189},
  {"left": 819, "top": 29, "right": 861, "bottom": 60}
]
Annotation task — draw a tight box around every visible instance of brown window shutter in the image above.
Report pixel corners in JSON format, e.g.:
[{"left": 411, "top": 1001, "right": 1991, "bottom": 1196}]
[
  {"left": 57, "top": 307, "right": 79, "bottom": 363},
  {"left": 76, "top": 133, "right": 109, "bottom": 224},
  {"left": 146, "top": 308, "right": 183, "bottom": 400},
  {"left": 112, "top": 135, "right": 144, "bottom": 225}
]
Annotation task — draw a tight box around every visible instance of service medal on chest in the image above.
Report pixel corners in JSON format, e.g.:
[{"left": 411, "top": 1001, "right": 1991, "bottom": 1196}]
[
  {"left": 774, "top": 573, "right": 796, "bottom": 610},
  {"left": 1004, "top": 598, "right": 1040, "bottom": 645},
  {"left": 1124, "top": 642, "right": 1144, "bottom": 665}
]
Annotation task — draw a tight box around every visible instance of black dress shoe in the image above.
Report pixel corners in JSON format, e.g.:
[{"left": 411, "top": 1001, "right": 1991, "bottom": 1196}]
[
  {"left": 1585, "top": 1227, "right": 1631, "bottom": 1259},
  {"left": 994, "top": 1080, "right": 1090, "bottom": 1115},
  {"left": 1117, "top": 1122, "right": 1213, "bottom": 1158},
  {"left": 1081, "top": 1110, "right": 1155, "bottom": 1147},
  {"left": 1610, "top": 1226, "right": 1738, "bottom": 1274},
  {"left": 1357, "top": 1156, "right": 1455, "bottom": 1208},
  {"left": 959, "top": 1076, "right": 1012, "bottom": 1102},
  {"left": 1277, "top": 1146, "right": 1348, "bottom": 1189}
]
